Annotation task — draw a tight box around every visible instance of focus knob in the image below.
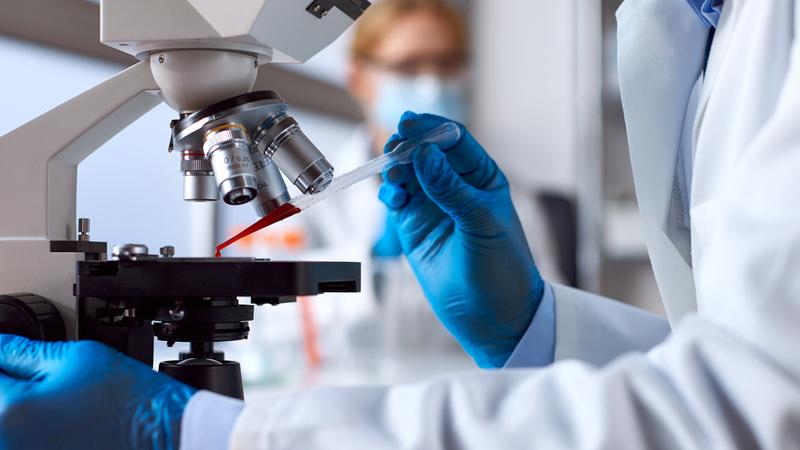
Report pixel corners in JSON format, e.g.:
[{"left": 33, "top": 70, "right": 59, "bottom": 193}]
[{"left": 0, "top": 293, "right": 67, "bottom": 341}]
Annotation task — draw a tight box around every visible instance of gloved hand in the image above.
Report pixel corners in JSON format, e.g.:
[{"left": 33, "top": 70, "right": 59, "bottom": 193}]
[
  {"left": 379, "top": 112, "right": 545, "bottom": 368},
  {"left": 0, "top": 335, "right": 196, "bottom": 450}
]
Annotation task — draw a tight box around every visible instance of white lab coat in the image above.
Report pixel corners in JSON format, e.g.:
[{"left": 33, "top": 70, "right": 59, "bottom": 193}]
[{"left": 229, "top": 0, "right": 800, "bottom": 447}]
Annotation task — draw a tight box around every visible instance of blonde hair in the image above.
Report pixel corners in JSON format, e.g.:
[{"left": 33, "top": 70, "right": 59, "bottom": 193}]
[{"left": 351, "top": 0, "right": 468, "bottom": 60}]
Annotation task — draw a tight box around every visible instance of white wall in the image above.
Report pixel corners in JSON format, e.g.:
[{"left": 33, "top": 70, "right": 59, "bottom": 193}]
[{"left": 471, "top": 0, "right": 578, "bottom": 193}]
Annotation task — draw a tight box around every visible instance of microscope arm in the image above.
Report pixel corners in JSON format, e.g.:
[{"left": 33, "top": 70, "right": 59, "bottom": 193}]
[
  {"left": 0, "top": 61, "right": 162, "bottom": 241},
  {"left": 0, "top": 61, "right": 162, "bottom": 336}
]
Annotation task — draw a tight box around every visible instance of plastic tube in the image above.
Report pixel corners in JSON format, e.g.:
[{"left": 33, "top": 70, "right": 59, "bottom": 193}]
[{"left": 290, "top": 122, "right": 462, "bottom": 211}]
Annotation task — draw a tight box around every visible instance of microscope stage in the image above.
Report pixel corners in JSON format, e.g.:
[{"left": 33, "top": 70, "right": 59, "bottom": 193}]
[{"left": 76, "top": 258, "right": 361, "bottom": 303}]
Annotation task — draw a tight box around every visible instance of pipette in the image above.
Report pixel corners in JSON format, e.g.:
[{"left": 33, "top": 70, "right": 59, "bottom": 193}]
[
  {"left": 291, "top": 122, "right": 462, "bottom": 211},
  {"left": 215, "top": 122, "right": 463, "bottom": 256}
]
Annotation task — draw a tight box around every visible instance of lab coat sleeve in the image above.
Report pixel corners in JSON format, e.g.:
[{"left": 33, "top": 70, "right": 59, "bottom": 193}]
[
  {"left": 230, "top": 319, "right": 800, "bottom": 450},
  {"left": 550, "top": 284, "right": 671, "bottom": 365},
  {"left": 503, "top": 283, "right": 556, "bottom": 368},
  {"left": 180, "top": 391, "right": 244, "bottom": 450},
  {"left": 192, "top": 282, "right": 667, "bottom": 447},
  {"left": 506, "top": 281, "right": 671, "bottom": 369},
  {"left": 226, "top": 16, "right": 800, "bottom": 447}
]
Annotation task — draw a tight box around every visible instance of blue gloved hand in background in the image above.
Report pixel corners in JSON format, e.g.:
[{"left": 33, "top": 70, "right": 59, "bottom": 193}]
[
  {"left": 0, "top": 335, "right": 195, "bottom": 450},
  {"left": 379, "top": 112, "right": 545, "bottom": 368}
]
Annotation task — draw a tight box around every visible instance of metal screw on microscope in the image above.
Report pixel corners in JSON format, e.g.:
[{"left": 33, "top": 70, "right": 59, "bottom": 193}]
[
  {"left": 160, "top": 246, "right": 175, "bottom": 258},
  {"left": 78, "top": 218, "right": 90, "bottom": 241},
  {"left": 169, "top": 306, "right": 185, "bottom": 321},
  {"left": 112, "top": 244, "right": 149, "bottom": 261}
]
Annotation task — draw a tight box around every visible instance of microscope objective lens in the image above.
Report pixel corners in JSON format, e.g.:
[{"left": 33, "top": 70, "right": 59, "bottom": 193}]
[
  {"left": 203, "top": 123, "right": 259, "bottom": 206},
  {"left": 253, "top": 114, "right": 335, "bottom": 195}
]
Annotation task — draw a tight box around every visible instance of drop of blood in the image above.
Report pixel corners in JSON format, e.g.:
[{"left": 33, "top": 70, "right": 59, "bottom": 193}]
[{"left": 215, "top": 203, "right": 301, "bottom": 257}]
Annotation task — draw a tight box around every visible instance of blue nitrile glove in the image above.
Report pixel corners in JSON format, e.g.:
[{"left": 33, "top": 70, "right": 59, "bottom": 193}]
[
  {"left": 372, "top": 211, "right": 403, "bottom": 258},
  {"left": 379, "top": 112, "right": 545, "bottom": 368},
  {"left": 0, "top": 335, "right": 196, "bottom": 450}
]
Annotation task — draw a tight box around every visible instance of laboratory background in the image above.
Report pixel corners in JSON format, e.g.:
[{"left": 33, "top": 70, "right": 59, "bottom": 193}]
[{"left": 0, "top": 0, "right": 657, "bottom": 397}]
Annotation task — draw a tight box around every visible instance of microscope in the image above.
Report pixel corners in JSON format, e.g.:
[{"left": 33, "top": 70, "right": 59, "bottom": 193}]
[{"left": 0, "top": 0, "right": 370, "bottom": 399}]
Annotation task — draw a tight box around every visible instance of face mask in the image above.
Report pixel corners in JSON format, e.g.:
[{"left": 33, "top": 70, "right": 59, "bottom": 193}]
[{"left": 373, "top": 74, "right": 468, "bottom": 132}]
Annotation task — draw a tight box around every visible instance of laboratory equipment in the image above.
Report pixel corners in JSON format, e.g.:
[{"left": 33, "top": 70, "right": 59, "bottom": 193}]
[
  {"left": 181, "top": 149, "right": 218, "bottom": 202},
  {"left": 203, "top": 123, "right": 260, "bottom": 205},
  {"left": 75, "top": 245, "right": 359, "bottom": 399},
  {"left": 253, "top": 110, "right": 335, "bottom": 194},
  {"left": 214, "top": 122, "right": 463, "bottom": 256},
  {"left": 0, "top": 0, "right": 370, "bottom": 397},
  {"left": 292, "top": 122, "right": 462, "bottom": 211}
]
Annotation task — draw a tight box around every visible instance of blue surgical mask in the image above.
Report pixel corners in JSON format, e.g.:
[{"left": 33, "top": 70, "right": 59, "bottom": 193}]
[{"left": 374, "top": 74, "right": 468, "bottom": 132}]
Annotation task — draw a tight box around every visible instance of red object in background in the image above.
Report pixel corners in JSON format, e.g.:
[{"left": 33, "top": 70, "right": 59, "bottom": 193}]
[
  {"left": 215, "top": 203, "right": 302, "bottom": 257},
  {"left": 298, "top": 296, "right": 322, "bottom": 368}
]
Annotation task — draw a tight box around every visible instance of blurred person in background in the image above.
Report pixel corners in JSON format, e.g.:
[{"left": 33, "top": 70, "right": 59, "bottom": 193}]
[
  {"left": 341, "top": 0, "right": 476, "bottom": 362},
  {"left": 335, "top": 0, "right": 563, "bottom": 362},
  {"left": 348, "top": 0, "right": 469, "bottom": 154}
]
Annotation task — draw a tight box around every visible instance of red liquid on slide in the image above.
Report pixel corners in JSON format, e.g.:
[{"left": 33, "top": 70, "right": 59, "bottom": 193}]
[{"left": 215, "top": 203, "right": 302, "bottom": 257}]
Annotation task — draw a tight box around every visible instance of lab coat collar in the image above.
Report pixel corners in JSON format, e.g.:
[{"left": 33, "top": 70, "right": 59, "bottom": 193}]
[
  {"left": 616, "top": 0, "right": 708, "bottom": 321},
  {"left": 693, "top": 0, "right": 740, "bottom": 144},
  {"left": 685, "top": 0, "right": 724, "bottom": 28}
]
